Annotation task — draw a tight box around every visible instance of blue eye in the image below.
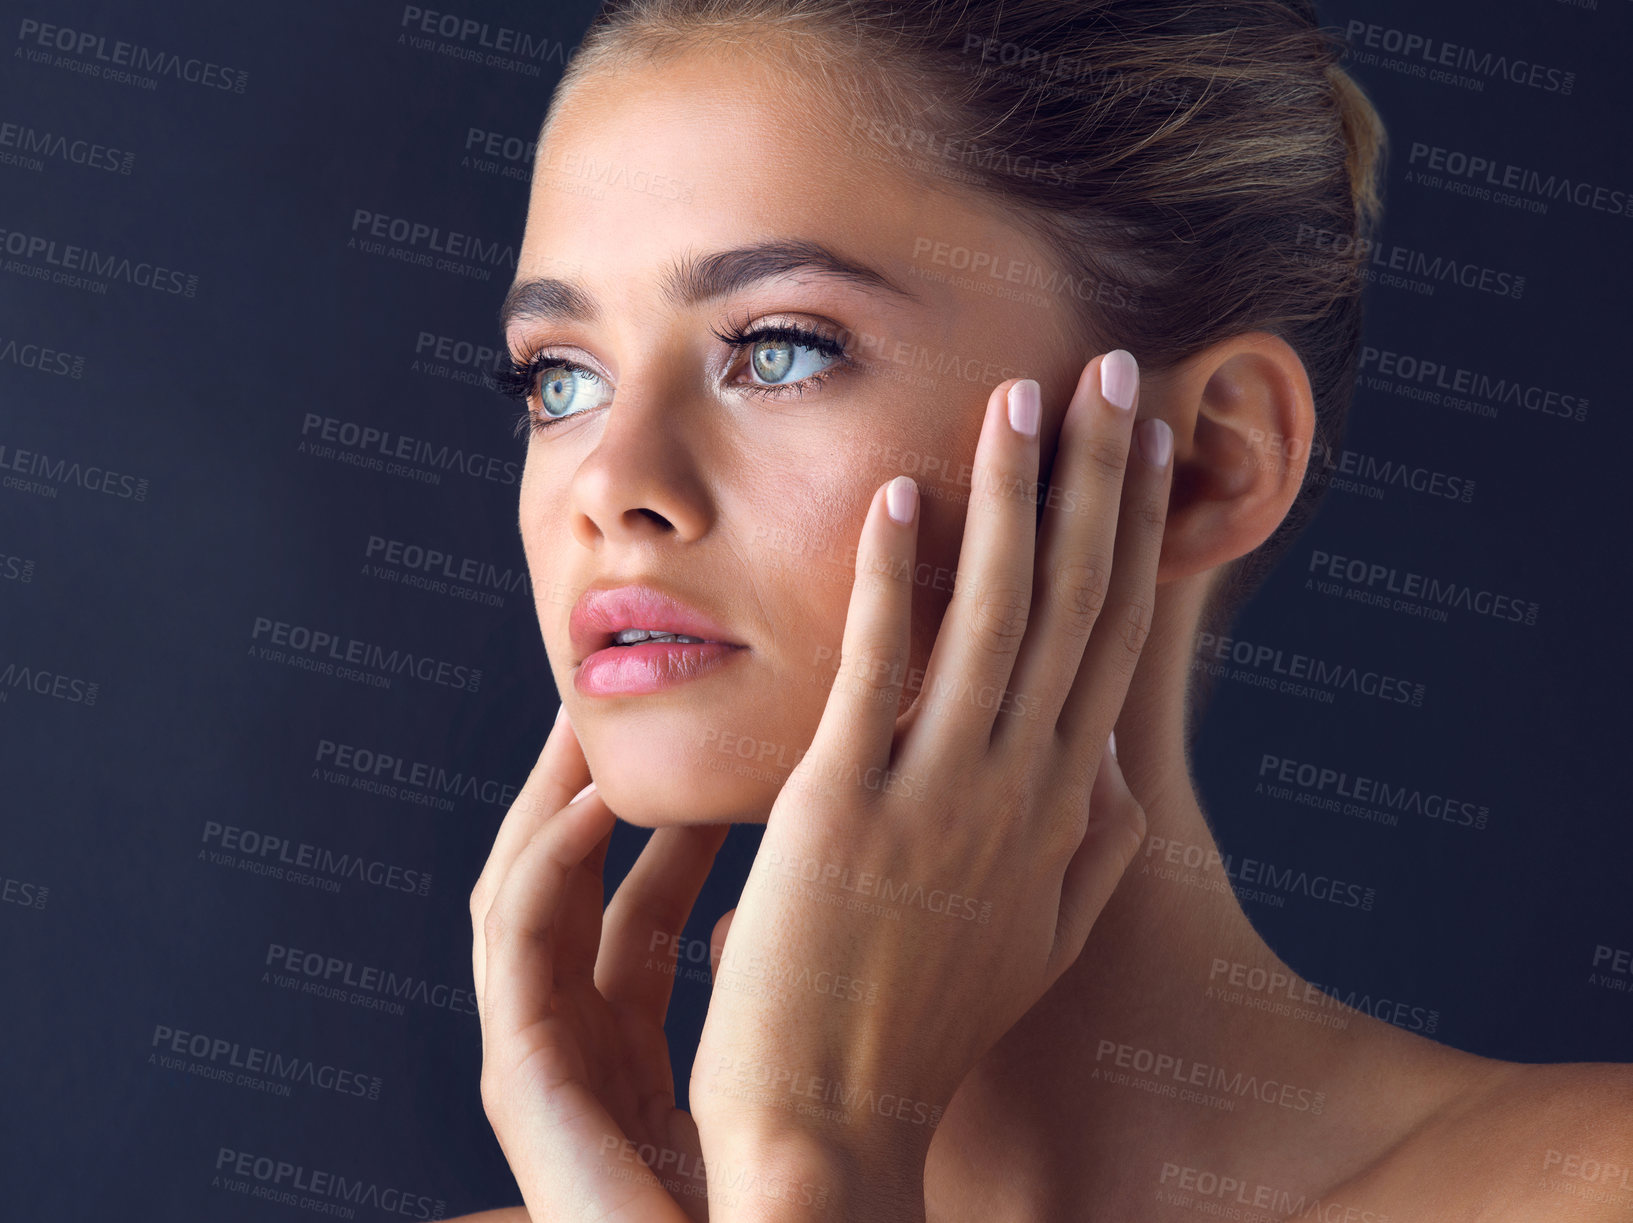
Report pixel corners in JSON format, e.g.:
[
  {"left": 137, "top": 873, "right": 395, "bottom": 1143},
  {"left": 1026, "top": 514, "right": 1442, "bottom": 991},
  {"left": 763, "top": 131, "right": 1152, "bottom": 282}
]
[
  {"left": 497, "top": 319, "right": 851, "bottom": 439},
  {"left": 496, "top": 353, "right": 611, "bottom": 436},
  {"left": 747, "top": 335, "right": 840, "bottom": 385},
  {"left": 536, "top": 363, "right": 607, "bottom": 419}
]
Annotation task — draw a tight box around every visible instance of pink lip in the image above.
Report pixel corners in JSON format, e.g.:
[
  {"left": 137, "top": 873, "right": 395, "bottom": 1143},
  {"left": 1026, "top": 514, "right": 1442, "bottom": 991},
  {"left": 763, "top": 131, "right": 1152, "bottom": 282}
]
[{"left": 569, "top": 584, "right": 747, "bottom": 697}]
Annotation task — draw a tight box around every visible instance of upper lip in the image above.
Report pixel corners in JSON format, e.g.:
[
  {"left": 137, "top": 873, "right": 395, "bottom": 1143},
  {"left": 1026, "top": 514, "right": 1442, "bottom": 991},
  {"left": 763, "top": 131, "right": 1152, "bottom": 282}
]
[{"left": 569, "top": 582, "right": 746, "bottom": 662}]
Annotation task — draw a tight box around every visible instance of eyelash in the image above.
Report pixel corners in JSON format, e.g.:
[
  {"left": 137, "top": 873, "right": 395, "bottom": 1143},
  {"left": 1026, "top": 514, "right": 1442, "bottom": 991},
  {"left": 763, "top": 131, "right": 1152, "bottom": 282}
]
[{"left": 496, "top": 317, "right": 853, "bottom": 440}]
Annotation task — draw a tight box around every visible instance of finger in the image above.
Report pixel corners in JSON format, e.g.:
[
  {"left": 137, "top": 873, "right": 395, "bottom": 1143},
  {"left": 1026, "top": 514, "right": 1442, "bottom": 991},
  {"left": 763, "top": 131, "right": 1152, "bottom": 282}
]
[
  {"left": 1056, "top": 413, "right": 1173, "bottom": 748},
  {"left": 1044, "top": 734, "right": 1146, "bottom": 985},
  {"left": 476, "top": 703, "right": 592, "bottom": 905},
  {"left": 596, "top": 822, "right": 732, "bottom": 1021},
  {"left": 907, "top": 377, "right": 1041, "bottom": 754},
  {"left": 802, "top": 474, "right": 920, "bottom": 782},
  {"left": 480, "top": 791, "right": 617, "bottom": 1046},
  {"left": 471, "top": 703, "right": 592, "bottom": 1002},
  {"left": 478, "top": 788, "right": 696, "bottom": 1223},
  {"left": 556, "top": 818, "right": 616, "bottom": 986},
  {"left": 486, "top": 794, "right": 615, "bottom": 1080},
  {"left": 1000, "top": 351, "right": 1139, "bottom": 748}
]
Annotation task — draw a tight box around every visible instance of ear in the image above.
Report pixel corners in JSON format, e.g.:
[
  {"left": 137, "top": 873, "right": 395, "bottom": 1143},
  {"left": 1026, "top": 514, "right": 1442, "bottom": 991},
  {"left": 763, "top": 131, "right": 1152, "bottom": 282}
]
[{"left": 1145, "top": 332, "right": 1317, "bottom": 583}]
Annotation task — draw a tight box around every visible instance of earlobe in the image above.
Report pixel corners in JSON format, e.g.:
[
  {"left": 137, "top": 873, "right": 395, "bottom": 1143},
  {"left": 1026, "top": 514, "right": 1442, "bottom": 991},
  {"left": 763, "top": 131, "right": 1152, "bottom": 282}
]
[{"left": 1152, "top": 333, "right": 1316, "bottom": 583}]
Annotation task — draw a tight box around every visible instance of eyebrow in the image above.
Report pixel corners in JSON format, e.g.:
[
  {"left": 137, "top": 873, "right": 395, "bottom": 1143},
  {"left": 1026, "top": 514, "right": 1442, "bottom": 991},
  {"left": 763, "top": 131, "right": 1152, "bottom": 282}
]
[{"left": 498, "top": 239, "right": 920, "bottom": 335}]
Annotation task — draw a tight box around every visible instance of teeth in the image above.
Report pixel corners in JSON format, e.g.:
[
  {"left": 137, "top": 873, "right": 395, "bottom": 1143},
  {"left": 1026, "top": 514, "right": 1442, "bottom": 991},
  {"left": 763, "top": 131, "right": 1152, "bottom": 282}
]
[{"left": 612, "top": 628, "right": 708, "bottom": 645}]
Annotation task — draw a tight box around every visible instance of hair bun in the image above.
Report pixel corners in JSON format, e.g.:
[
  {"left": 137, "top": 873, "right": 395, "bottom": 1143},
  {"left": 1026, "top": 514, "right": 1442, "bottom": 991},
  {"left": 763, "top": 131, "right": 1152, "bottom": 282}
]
[{"left": 1327, "top": 65, "right": 1387, "bottom": 235}]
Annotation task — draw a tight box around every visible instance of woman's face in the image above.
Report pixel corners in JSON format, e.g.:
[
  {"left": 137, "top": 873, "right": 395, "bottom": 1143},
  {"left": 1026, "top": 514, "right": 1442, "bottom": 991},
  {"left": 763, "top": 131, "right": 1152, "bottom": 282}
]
[{"left": 509, "top": 46, "right": 1094, "bottom": 825}]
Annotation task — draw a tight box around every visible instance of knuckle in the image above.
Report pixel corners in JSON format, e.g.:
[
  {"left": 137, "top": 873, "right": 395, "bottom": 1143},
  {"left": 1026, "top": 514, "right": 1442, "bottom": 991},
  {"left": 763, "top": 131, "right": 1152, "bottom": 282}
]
[
  {"left": 1082, "top": 433, "right": 1130, "bottom": 481},
  {"left": 481, "top": 902, "right": 510, "bottom": 947},
  {"left": 858, "top": 543, "right": 912, "bottom": 585},
  {"left": 978, "top": 464, "right": 1038, "bottom": 511},
  {"left": 1047, "top": 558, "right": 1108, "bottom": 635},
  {"left": 838, "top": 641, "right": 902, "bottom": 696},
  {"left": 1085, "top": 785, "right": 1147, "bottom": 858},
  {"left": 468, "top": 881, "right": 488, "bottom": 923},
  {"left": 960, "top": 579, "right": 1030, "bottom": 654},
  {"left": 1111, "top": 798, "right": 1149, "bottom": 860},
  {"left": 1136, "top": 489, "right": 1169, "bottom": 531},
  {"left": 1118, "top": 598, "right": 1153, "bottom": 657},
  {"left": 1127, "top": 798, "right": 1149, "bottom": 844},
  {"left": 1041, "top": 804, "right": 1089, "bottom": 862},
  {"left": 478, "top": 1068, "right": 506, "bottom": 1121}
]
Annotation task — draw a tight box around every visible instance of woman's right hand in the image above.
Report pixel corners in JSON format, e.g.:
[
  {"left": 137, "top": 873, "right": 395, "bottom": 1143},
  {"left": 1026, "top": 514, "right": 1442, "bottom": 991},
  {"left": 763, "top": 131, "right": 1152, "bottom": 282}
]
[{"left": 470, "top": 705, "right": 729, "bottom": 1222}]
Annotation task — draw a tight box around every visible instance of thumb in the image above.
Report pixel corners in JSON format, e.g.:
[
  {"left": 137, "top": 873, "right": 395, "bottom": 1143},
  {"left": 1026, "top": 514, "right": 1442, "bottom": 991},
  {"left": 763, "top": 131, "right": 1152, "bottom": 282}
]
[{"left": 1046, "top": 734, "right": 1147, "bottom": 984}]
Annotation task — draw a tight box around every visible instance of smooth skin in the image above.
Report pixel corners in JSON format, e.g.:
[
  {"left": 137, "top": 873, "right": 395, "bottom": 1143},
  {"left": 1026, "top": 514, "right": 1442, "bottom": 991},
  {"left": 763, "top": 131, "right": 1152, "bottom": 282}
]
[
  {"left": 472, "top": 358, "right": 1171, "bottom": 1222},
  {"left": 688, "top": 365, "right": 1173, "bottom": 1222},
  {"left": 473, "top": 360, "right": 1175, "bottom": 1214},
  {"left": 460, "top": 38, "right": 1633, "bottom": 1223}
]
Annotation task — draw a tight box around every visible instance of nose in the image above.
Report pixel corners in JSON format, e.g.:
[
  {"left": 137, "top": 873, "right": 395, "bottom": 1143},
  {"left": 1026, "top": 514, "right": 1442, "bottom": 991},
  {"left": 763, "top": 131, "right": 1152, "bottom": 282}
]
[{"left": 567, "top": 369, "right": 713, "bottom": 551}]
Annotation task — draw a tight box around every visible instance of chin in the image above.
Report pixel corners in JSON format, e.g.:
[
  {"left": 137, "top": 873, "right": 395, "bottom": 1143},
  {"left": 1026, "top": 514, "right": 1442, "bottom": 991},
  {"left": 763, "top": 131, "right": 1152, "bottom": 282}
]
[
  {"left": 561, "top": 664, "right": 818, "bottom": 827},
  {"left": 582, "top": 747, "right": 781, "bottom": 828}
]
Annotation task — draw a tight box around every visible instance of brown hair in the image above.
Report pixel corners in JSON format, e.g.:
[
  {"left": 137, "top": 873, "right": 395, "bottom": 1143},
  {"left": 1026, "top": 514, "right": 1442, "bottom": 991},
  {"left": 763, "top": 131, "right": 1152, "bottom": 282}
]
[{"left": 544, "top": 0, "right": 1387, "bottom": 736}]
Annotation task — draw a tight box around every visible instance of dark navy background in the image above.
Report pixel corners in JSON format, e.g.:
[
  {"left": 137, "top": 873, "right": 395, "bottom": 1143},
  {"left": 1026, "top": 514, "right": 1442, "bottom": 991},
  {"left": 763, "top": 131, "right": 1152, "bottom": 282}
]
[{"left": 1, "top": 0, "right": 1628, "bottom": 1216}]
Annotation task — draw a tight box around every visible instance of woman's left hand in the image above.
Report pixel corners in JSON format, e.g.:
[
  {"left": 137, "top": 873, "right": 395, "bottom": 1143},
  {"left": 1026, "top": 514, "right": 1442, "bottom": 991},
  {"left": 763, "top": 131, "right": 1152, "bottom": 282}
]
[{"left": 689, "top": 353, "right": 1173, "bottom": 1219}]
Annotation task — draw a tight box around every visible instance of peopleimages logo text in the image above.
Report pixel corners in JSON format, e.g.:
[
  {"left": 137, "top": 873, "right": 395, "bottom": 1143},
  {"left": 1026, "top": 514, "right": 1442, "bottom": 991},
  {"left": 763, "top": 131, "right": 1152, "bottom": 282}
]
[
  {"left": 15, "top": 19, "right": 249, "bottom": 91},
  {"left": 1343, "top": 21, "right": 1575, "bottom": 93},
  {"left": 250, "top": 617, "right": 482, "bottom": 691},
  {"left": 1307, "top": 550, "right": 1539, "bottom": 625},
  {"left": 300, "top": 414, "right": 518, "bottom": 486},
  {"left": 0, "top": 225, "right": 197, "bottom": 294},
  {"left": 1257, "top": 754, "right": 1489, "bottom": 831}
]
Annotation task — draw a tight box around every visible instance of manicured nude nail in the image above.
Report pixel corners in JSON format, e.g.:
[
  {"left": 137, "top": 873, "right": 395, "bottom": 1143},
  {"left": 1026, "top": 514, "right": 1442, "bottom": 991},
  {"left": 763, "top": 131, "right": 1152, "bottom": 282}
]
[
  {"left": 1108, "top": 730, "right": 1118, "bottom": 759},
  {"left": 1008, "top": 379, "right": 1040, "bottom": 438},
  {"left": 886, "top": 475, "right": 918, "bottom": 524},
  {"left": 570, "top": 782, "right": 597, "bottom": 804},
  {"left": 554, "top": 702, "right": 567, "bottom": 725},
  {"left": 1137, "top": 418, "right": 1173, "bottom": 467},
  {"left": 1100, "top": 350, "right": 1138, "bottom": 411}
]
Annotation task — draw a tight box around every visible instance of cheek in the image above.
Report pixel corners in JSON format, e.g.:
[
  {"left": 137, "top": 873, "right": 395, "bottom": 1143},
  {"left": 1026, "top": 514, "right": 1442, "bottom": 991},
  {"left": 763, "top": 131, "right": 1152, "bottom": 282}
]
[
  {"left": 517, "top": 450, "right": 574, "bottom": 650},
  {"left": 517, "top": 446, "right": 548, "bottom": 552},
  {"left": 736, "top": 445, "right": 970, "bottom": 707},
  {"left": 734, "top": 462, "right": 865, "bottom": 679}
]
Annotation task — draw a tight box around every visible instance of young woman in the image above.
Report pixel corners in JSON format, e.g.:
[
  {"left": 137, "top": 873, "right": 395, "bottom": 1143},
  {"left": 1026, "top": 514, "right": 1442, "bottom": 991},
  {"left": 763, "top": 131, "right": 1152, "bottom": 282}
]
[{"left": 459, "top": 1, "right": 1633, "bottom": 1218}]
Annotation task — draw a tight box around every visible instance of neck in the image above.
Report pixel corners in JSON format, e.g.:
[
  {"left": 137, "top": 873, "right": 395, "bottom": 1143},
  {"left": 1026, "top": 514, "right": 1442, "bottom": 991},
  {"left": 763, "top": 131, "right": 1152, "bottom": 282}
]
[{"left": 925, "top": 578, "right": 1489, "bottom": 1217}]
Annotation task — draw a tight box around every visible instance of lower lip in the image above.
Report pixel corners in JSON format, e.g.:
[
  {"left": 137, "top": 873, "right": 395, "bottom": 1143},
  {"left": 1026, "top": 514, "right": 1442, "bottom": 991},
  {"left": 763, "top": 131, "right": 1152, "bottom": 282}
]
[{"left": 574, "top": 640, "right": 747, "bottom": 696}]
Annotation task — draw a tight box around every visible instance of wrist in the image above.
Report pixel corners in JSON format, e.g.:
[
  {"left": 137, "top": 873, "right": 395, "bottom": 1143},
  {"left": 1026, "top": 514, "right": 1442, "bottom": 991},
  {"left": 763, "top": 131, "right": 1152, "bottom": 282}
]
[{"left": 698, "top": 1125, "right": 927, "bottom": 1223}]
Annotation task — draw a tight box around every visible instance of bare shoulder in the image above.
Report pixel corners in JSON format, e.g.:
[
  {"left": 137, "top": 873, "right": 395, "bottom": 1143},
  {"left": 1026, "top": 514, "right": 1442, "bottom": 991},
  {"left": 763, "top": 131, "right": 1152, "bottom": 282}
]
[
  {"left": 1331, "top": 1058, "right": 1633, "bottom": 1220},
  {"left": 442, "top": 1209, "right": 530, "bottom": 1222},
  {"left": 1505, "top": 1059, "right": 1633, "bottom": 1133},
  {"left": 1497, "top": 1060, "right": 1633, "bottom": 1216}
]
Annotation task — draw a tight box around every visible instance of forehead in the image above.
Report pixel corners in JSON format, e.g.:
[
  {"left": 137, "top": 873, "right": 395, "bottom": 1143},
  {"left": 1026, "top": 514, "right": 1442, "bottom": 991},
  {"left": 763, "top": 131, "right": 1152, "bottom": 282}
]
[{"left": 513, "top": 45, "right": 1050, "bottom": 310}]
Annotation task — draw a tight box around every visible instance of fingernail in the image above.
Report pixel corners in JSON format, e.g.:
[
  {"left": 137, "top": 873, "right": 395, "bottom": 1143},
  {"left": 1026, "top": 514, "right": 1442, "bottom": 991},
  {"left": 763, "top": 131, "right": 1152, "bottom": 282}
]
[
  {"left": 886, "top": 474, "right": 918, "bottom": 524},
  {"left": 1108, "top": 730, "right": 1117, "bottom": 759},
  {"left": 1007, "top": 379, "right": 1040, "bottom": 438},
  {"left": 1100, "top": 350, "right": 1138, "bottom": 411},
  {"left": 570, "top": 781, "right": 597, "bottom": 804},
  {"left": 1137, "top": 418, "right": 1172, "bottom": 467},
  {"left": 554, "top": 702, "right": 567, "bottom": 725}
]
